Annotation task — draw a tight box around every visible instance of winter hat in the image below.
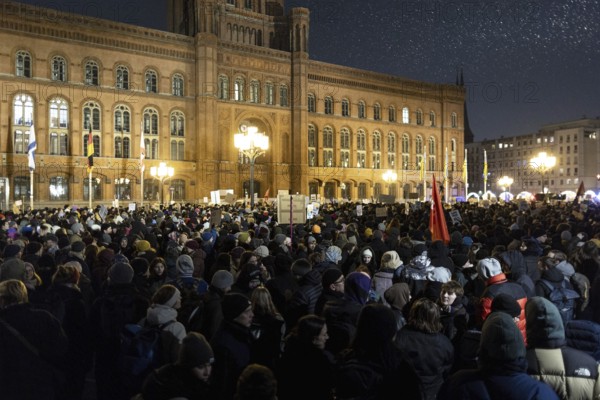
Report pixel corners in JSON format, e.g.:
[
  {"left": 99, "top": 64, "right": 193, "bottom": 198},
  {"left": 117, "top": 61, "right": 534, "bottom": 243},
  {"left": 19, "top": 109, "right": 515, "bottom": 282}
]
[
  {"left": 108, "top": 262, "right": 134, "bottom": 284},
  {"left": 97, "top": 248, "right": 115, "bottom": 266},
  {"left": 136, "top": 240, "right": 151, "bottom": 252},
  {"left": 412, "top": 243, "right": 428, "bottom": 257},
  {"left": 452, "top": 254, "right": 470, "bottom": 269},
  {"left": 525, "top": 296, "right": 565, "bottom": 347},
  {"left": 325, "top": 246, "right": 342, "bottom": 264},
  {"left": 312, "top": 224, "right": 321, "bottom": 234},
  {"left": 211, "top": 270, "right": 234, "bottom": 290},
  {"left": 462, "top": 236, "right": 474, "bottom": 247},
  {"left": 164, "top": 288, "right": 182, "bottom": 309},
  {"left": 254, "top": 245, "right": 269, "bottom": 258},
  {"left": 491, "top": 293, "right": 521, "bottom": 318},
  {"left": 45, "top": 233, "right": 59, "bottom": 243},
  {"left": 306, "top": 236, "right": 317, "bottom": 244},
  {"left": 450, "top": 231, "right": 463, "bottom": 246},
  {"left": 322, "top": 267, "right": 343, "bottom": 288},
  {"left": 3, "top": 244, "right": 21, "bottom": 259},
  {"left": 477, "top": 257, "right": 502, "bottom": 280},
  {"left": 0, "top": 259, "right": 26, "bottom": 281},
  {"left": 201, "top": 230, "right": 213, "bottom": 243},
  {"left": 344, "top": 271, "right": 371, "bottom": 306},
  {"left": 230, "top": 246, "right": 245, "bottom": 261},
  {"left": 130, "top": 257, "right": 150, "bottom": 276},
  {"left": 361, "top": 249, "right": 373, "bottom": 259},
  {"left": 479, "top": 311, "right": 526, "bottom": 363},
  {"left": 427, "top": 267, "right": 451, "bottom": 283},
  {"left": 380, "top": 251, "right": 403, "bottom": 270},
  {"left": 384, "top": 283, "right": 411, "bottom": 310},
  {"left": 291, "top": 258, "right": 312, "bottom": 278},
  {"left": 184, "top": 239, "right": 200, "bottom": 251},
  {"left": 237, "top": 232, "right": 251, "bottom": 244},
  {"left": 560, "top": 231, "right": 572, "bottom": 242},
  {"left": 274, "top": 234, "right": 287, "bottom": 245},
  {"left": 364, "top": 228, "right": 373, "bottom": 238},
  {"left": 221, "top": 292, "right": 251, "bottom": 321},
  {"left": 71, "top": 240, "right": 85, "bottom": 253},
  {"left": 372, "top": 230, "right": 383, "bottom": 240},
  {"left": 176, "top": 254, "right": 194, "bottom": 278},
  {"left": 178, "top": 332, "right": 214, "bottom": 367},
  {"left": 555, "top": 260, "right": 575, "bottom": 278}
]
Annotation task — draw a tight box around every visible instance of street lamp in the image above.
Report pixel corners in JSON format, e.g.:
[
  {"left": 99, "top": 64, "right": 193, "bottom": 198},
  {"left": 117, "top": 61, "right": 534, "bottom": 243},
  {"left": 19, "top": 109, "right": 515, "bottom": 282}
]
[
  {"left": 531, "top": 151, "right": 556, "bottom": 199},
  {"left": 383, "top": 169, "right": 397, "bottom": 196},
  {"left": 150, "top": 162, "right": 174, "bottom": 206},
  {"left": 234, "top": 126, "right": 269, "bottom": 209},
  {"left": 498, "top": 175, "right": 513, "bottom": 201}
]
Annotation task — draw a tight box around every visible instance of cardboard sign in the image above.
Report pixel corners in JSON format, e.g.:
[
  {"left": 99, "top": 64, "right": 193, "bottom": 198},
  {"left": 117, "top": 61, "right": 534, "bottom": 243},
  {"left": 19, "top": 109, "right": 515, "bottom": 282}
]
[
  {"left": 375, "top": 207, "right": 387, "bottom": 217},
  {"left": 449, "top": 209, "right": 462, "bottom": 224},
  {"left": 277, "top": 195, "right": 306, "bottom": 225}
]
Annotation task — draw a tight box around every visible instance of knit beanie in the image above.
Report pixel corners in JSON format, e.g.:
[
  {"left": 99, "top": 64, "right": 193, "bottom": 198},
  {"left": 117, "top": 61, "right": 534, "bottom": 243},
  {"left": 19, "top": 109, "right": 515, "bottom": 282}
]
[
  {"left": 71, "top": 240, "right": 86, "bottom": 253},
  {"left": 322, "top": 267, "right": 343, "bottom": 288},
  {"left": 164, "top": 288, "right": 182, "bottom": 309},
  {"left": 211, "top": 270, "right": 234, "bottom": 290},
  {"left": 97, "top": 248, "right": 116, "bottom": 266},
  {"left": 185, "top": 239, "right": 200, "bottom": 251},
  {"left": 176, "top": 254, "right": 194, "bottom": 278},
  {"left": 130, "top": 257, "right": 150, "bottom": 276},
  {"left": 452, "top": 254, "right": 470, "bottom": 269},
  {"left": 221, "top": 292, "right": 251, "bottom": 321},
  {"left": 291, "top": 258, "right": 312, "bottom": 278},
  {"left": 177, "top": 332, "right": 214, "bottom": 367},
  {"left": 380, "top": 251, "right": 403, "bottom": 270},
  {"left": 479, "top": 312, "right": 526, "bottom": 363},
  {"left": 325, "top": 246, "right": 342, "bottom": 264},
  {"left": 477, "top": 257, "right": 502, "bottom": 280},
  {"left": 491, "top": 293, "right": 521, "bottom": 318},
  {"left": 108, "top": 262, "right": 134, "bottom": 284},
  {"left": 3, "top": 244, "right": 21, "bottom": 259},
  {"left": 427, "top": 267, "right": 452, "bottom": 283},
  {"left": 274, "top": 234, "right": 287, "bottom": 245},
  {"left": 237, "top": 232, "right": 251, "bottom": 245},
  {"left": 254, "top": 245, "right": 269, "bottom": 258},
  {"left": 0, "top": 258, "right": 26, "bottom": 281},
  {"left": 136, "top": 240, "right": 151, "bottom": 252}
]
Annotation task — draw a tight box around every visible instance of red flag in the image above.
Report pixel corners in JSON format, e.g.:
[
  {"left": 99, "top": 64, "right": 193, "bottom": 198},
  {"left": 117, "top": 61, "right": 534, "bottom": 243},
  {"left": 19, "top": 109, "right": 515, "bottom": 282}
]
[
  {"left": 429, "top": 174, "right": 450, "bottom": 244},
  {"left": 573, "top": 181, "right": 585, "bottom": 205}
]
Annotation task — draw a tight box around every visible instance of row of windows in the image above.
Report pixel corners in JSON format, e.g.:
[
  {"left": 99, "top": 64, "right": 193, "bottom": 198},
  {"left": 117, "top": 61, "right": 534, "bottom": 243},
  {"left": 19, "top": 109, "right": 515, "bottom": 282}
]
[
  {"left": 307, "top": 125, "right": 458, "bottom": 170},
  {"left": 308, "top": 95, "right": 459, "bottom": 128},
  {"left": 217, "top": 75, "right": 288, "bottom": 106},
  {"left": 12, "top": 94, "right": 186, "bottom": 160},
  {"left": 13, "top": 177, "right": 187, "bottom": 202},
  {"left": 15, "top": 51, "right": 185, "bottom": 96}
]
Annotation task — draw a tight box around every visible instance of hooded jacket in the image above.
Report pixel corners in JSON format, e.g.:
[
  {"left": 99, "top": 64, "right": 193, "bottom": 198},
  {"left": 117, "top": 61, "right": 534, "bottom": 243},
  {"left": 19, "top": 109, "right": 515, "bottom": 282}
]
[{"left": 526, "top": 297, "right": 600, "bottom": 400}]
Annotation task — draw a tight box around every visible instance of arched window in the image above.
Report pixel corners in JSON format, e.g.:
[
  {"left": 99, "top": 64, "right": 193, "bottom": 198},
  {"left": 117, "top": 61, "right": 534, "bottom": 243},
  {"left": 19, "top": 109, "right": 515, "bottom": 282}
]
[
  {"left": 416, "top": 109, "right": 423, "bottom": 125},
  {"left": 373, "top": 103, "right": 381, "bottom": 120},
  {"left": 84, "top": 60, "right": 99, "bottom": 86},
  {"left": 342, "top": 99, "right": 350, "bottom": 117},
  {"left": 170, "top": 111, "right": 185, "bottom": 137},
  {"left": 372, "top": 131, "right": 381, "bottom": 169},
  {"left": 387, "top": 132, "right": 396, "bottom": 168},
  {"left": 307, "top": 94, "right": 316, "bottom": 112},
  {"left": 340, "top": 128, "right": 350, "bottom": 168},
  {"left": 49, "top": 176, "right": 69, "bottom": 201},
  {"left": 172, "top": 73, "right": 184, "bottom": 96},
  {"left": 429, "top": 111, "right": 436, "bottom": 127},
  {"left": 116, "top": 65, "right": 129, "bottom": 89},
  {"left": 279, "top": 84, "right": 288, "bottom": 107},
  {"left": 169, "top": 140, "right": 184, "bottom": 161},
  {"left": 249, "top": 80, "right": 260, "bottom": 103},
  {"left": 358, "top": 101, "right": 366, "bottom": 119},
  {"left": 83, "top": 101, "right": 101, "bottom": 156},
  {"left": 49, "top": 97, "right": 69, "bottom": 155},
  {"left": 402, "top": 134, "right": 410, "bottom": 169},
  {"left": 357, "top": 129, "right": 366, "bottom": 168},
  {"left": 51, "top": 56, "right": 67, "bottom": 82},
  {"left": 358, "top": 183, "right": 367, "bottom": 199},
  {"left": 234, "top": 77, "right": 245, "bottom": 101},
  {"left": 114, "top": 105, "right": 131, "bottom": 158},
  {"left": 16, "top": 50, "right": 32, "bottom": 78},
  {"left": 218, "top": 75, "right": 229, "bottom": 99},
  {"left": 415, "top": 135, "right": 423, "bottom": 155},
  {"left": 323, "top": 126, "right": 334, "bottom": 167},
  {"left": 428, "top": 137, "right": 436, "bottom": 171},
  {"left": 14, "top": 176, "right": 30, "bottom": 200},
  {"left": 171, "top": 179, "right": 186, "bottom": 201},
  {"left": 84, "top": 177, "right": 102, "bottom": 201},
  {"left": 402, "top": 107, "right": 410, "bottom": 124},
  {"left": 324, "top": 96, "right": 333, "bottom": 115},
  {"left": 389, "top": 106, "right": 396, "bottom": 122},
  {"left": 143, "top": 108, "right": 159, "bottom": 159},
  {"left": 308, "top": 124, "right": 317, "bottom": 167},
  {"left": 451, "top": 112, "right": 458, "bottom": 128},
  {"left": 13, "top": 94, "right": 33, "bottom": 154},
  {"left": 265, "top": 82, "right": 274, "bottom": 105},
  {"left": 145, "top": 70, "right": 158, "bottom": 93}
]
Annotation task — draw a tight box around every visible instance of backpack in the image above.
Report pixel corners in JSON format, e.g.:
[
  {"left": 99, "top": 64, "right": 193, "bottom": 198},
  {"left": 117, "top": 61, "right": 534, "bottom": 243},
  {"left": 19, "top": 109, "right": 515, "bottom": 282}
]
[
  {"left": 540, "top": 279, "right": 580, "bottom": 323},
  {"left": 118, "top": 320, "right": 174, "bottom": 391},
  {"left": 176, "top": 278, "right": 207, "bottom": 331}
]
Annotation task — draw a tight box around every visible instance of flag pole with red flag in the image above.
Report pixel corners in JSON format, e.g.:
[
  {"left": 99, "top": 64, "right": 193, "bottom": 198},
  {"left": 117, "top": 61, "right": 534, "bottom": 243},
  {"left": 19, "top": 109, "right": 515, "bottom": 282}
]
[
  {"left": 573, "top": 181, "right": 585, "bottom": 205},
  {"left": 429, "top": 174, "right": 450, "bottom": 244}
]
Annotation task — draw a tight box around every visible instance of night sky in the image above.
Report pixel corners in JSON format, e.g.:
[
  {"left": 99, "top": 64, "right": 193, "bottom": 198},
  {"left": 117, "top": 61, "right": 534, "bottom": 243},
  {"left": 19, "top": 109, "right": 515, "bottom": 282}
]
[{"left": 17, "top": 0, "right": 600, "bottom": 141}]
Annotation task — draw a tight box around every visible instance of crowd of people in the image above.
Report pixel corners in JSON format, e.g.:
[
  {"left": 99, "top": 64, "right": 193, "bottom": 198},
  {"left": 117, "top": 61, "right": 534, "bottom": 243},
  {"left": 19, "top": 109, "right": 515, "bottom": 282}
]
[{"left": 1, "top": 198, "right": 600, "bottom": 400}]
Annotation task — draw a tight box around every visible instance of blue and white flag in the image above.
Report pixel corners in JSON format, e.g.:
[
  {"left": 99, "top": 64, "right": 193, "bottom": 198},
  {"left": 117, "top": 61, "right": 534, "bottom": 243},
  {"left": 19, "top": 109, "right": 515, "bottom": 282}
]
[{"left": 28, "top": 124, "right": 37, "bottom": 171}]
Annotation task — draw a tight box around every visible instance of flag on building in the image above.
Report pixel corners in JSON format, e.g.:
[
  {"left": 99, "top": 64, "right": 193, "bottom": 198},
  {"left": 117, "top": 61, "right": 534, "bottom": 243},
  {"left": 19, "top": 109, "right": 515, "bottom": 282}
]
[
  {"left": 86, "top": 124, "right": 94, "bottom": 173},
  {"left": 140, "top": 121, "right": 146, "bottom": 172},
  {"left": 27, "top": 124, "right": 37, "bottom": 171},
  {"left": 429, "top": 174, "right": 450, "bottom": 244}
]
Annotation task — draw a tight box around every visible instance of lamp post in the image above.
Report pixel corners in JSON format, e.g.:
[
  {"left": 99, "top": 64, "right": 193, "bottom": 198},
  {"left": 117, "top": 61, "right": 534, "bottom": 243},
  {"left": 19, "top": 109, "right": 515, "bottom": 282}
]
[
  {"left": 234, "top": 126, "right": 269, "bottom": 210},
  {"left": 498, "top": 175, "right": 513, "bottom": 201},
  {"left": 531, "top": 152, "right": 556, "bottom": 200},
  {"left": 150, "top": 162, "right": 174, "bottom": 206},
  {"left": 383, "top": 169, "right": 397, "bottom": 198}
]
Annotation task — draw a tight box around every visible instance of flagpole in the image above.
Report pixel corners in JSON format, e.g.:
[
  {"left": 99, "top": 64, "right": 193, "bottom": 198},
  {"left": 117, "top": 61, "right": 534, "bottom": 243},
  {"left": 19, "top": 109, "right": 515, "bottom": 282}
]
[
  {"left": 140, "top": 121, "right": 145, "bottom": 208},
  {"left": 30, "top": 169, "right": 34, "bottom": 210},
  {"left": 88, "top": 169, "right": 92, "bottom": 209},
  {"left": 444, "top": 147, "right": 449, "bottom": 203},
  {"left": 140, "top": 167, "right": 144, "bottom": 208},
  {"left": 483, "top": 149, "right": 488, "bottom": 199},
  {"left": 423, "top": 151, "right": 427, "bottom": 201},
  {"left": 464, "top": 148, "right": 468, "bottom": 198}
]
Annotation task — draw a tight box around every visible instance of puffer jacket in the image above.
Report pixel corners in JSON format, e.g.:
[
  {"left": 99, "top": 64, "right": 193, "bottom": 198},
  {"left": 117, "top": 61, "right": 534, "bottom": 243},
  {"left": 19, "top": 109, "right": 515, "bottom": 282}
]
[{"left": 526, "top": 296, "right": 600, "bottom": 400}]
